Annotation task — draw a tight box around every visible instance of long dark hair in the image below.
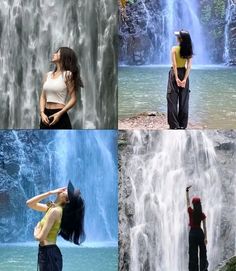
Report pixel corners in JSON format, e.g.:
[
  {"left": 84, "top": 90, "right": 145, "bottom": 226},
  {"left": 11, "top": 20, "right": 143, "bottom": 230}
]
[
  {"left": 192, "top": 201, "right": 203, "bottom": 226},
  {"left": 54, "top": 47, "right": 84, "bottom": 90},
  {"left": 179, "top": 31, "right": 193, "bottom": 59},
  {"left": 59, "top": 190, "right": 86, "bottom": 245}
]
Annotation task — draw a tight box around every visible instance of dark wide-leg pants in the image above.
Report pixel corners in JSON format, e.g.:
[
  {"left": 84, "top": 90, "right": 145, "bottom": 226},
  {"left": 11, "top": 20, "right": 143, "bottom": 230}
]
[
  {"left": 38, "top": 244, "right": 63, "bottom": 271},
  {"left": 189, "top": 228, "right": 208, "bottom": 271},
  {"left": 167, "top": 67, "right": 190, "bottom": 129}
]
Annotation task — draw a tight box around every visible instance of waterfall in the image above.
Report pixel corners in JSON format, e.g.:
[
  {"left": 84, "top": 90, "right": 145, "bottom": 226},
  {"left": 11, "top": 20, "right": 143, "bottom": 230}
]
[
  {"left": 53, "top": 130, "right": 118, "bottom": 242},
  {"left": 122, "top": 131, "right": 227, "bottom": 271},
  {"left": 224, "top": 0, "right": 236, "bottom": 64},
  {"left": 0, "top": 130, "right": 117, "bottom": 244},
  {"left": 0, "top": 0, "right": 117, "bottom": 129},
  {"left": 161, "top": 0, "right": 209, "bottom": 64}
]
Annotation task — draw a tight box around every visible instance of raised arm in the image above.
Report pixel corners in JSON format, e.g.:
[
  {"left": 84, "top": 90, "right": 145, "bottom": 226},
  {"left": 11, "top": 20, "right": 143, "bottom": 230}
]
[
  {"left": 26, "top": 191, "right": 51, "bottom": 212},
  {"left": 203, "top": 219, "right": 207, "bottom": 245},
  {"left": 186, "top": 185, "right": 191, "bottom": 208},
  {"left": 26, "top": 187, "right": 66, "bottom": 212}
]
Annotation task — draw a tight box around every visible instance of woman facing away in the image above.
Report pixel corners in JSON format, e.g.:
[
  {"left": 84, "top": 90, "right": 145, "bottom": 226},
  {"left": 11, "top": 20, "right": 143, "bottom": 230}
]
[
  {"left": 39, "top": 47, "right": 84, "bottom": 129},
  {"left": 186, "top": 186, "right": 208, "bottom": 271},
  {"left": 26, "top": 181, "right": 85, "bottom": 271},
  {"left": 167, "top": 30, "right": 193, "bottom": 129}
]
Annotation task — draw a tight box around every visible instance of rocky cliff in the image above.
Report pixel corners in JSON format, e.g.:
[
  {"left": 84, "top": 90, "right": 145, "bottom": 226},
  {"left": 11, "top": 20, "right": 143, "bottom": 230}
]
[
  {"left": 0, "top": 131, "right": 54, "bottom": 242},
  {"left": 119, "top": 0, "right": 236, "bottom": 65}
]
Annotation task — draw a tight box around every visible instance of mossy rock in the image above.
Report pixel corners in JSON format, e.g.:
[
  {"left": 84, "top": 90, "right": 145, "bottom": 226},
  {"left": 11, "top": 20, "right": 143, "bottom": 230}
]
[
  {"left": 211, "top": 26, "right": 224, "bottom": 39},
  {"left": 213, "top": 0, "right": 226, "bottom": 19},
  {"left": 118, "top": 139, "right": 128, "bottom": 148},
  {"left": 217, "top": 256, "right": 236, "bottom": 271},
  {"left": 200, "top": 3, "right": 212, "bottom": 24}
]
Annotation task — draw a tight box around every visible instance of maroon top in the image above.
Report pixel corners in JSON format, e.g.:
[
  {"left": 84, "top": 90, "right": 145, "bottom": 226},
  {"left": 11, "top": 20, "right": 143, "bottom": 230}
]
[{"left": 188, "top": 206, "right": 206, "bottom": 228}]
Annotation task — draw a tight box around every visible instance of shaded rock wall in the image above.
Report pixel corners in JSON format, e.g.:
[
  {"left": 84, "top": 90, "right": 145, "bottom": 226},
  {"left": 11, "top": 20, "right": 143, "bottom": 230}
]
[
  {"left": 119, "top": 0, "right": 163, "bottom": 65},
  {"left": 0, "top": 131, "right": 54, "bottom": 242}
]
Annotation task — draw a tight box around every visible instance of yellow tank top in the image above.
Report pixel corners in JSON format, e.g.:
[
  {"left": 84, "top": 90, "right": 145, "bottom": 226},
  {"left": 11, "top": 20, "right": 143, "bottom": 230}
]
[
  {"left": 39, "top": 206, "right": 62, "bottom": 243},
  {"left": 175, "top": 46, "right": 186, "bottom": 68}
]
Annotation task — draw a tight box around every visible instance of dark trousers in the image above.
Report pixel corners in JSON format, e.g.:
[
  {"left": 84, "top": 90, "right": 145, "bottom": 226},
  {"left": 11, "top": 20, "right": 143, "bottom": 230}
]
[
  {"left": 167, "top": 68, "right": 190, "bottom": 129},
  {"left": 189, "top": 228, "right": 208, "bottom": 271},
  {"left": 40, "top": 108, "right": 72, "bottom": 129},
  {"left": 38, "top": 244, "right": 63, "bottom": 271}
]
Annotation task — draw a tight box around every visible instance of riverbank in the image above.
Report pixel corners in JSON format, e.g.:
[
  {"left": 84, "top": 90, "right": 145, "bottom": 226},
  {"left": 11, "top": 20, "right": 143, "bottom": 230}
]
[
  {"left": 119, "top": 66, "right": 236, "bottom": 129},
  {"left": 118, "top": 112, "right": 204, "bottom": 129}
]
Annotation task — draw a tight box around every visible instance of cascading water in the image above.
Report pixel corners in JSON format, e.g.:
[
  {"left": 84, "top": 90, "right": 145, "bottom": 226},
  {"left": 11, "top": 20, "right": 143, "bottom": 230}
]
[
  {"left": 0, "top": 0, "right": 117, "bottom": 129},
  {"left": 224, "top": 0, "right": 236, "bottom": 64},
  {"left": 0, "top": 130, "right": 117, "bottom": 244},
  {"left": 160, "top": 0, "right": 209, "bottom": 64},
  {"left": 119, "top": 130, "right": 236, "bottom": 271},
  {"left": 52, "top": 130, "right": 118, "bottom": 242}
]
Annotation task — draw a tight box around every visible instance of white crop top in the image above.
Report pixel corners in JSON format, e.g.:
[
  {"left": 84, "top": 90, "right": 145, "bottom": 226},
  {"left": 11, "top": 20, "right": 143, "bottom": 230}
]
[{"left": 43, "top": 71, "right": 71, "bottom": 105}]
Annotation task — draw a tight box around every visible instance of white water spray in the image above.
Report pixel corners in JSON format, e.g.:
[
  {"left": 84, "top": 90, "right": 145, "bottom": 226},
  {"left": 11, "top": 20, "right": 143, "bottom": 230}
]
[
  {"left": 124, "top": 131, "right": 222, "bottom": 271},
  {"left": 161, "top": 0, "right": 209, "bottom": 64},
  {"left": 0, "top": 0, "right": 117, "bottom": 128}
]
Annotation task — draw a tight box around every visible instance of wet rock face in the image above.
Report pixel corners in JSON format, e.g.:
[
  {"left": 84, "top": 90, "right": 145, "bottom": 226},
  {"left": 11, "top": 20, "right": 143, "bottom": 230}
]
[
  {"left": 212, "top": 131, "right": 236, "bottom": 260},
  {"left": 119, "top": 0, "right": 233, "bottom": 64},
  {"left": 216, "top": 256, "right": 236, "bottom": 271},
  {"left": 0, "top": 131, "right": 55, "bottom": 242},
  {"left": 0, "top": 172, "right": 27, "bottom": 242},
  {"left": 225, "top": 1, "right": 236, "bottom": 65},
  {"left": 199, "top": 0, "right": 227, "bottom": 63},
  {"left": 119, "top": 0, "right": 163, "bottom": 65}
]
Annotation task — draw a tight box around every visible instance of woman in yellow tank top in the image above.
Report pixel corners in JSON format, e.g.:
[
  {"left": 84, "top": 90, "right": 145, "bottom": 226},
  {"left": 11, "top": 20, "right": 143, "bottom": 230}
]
[
  {"left": 167, "top": 30, "right": 193, "bottom": 129},
  {"left": 26, "top": 181, "right": 85, "bottom": 271}
]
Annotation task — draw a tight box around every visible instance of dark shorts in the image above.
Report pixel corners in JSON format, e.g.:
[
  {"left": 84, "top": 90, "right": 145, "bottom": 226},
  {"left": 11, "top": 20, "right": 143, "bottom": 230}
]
[
  {"left": 40, "top": 108, "right": 72, "bottom": 129},
  {"left": 38, "top": 244, "right": 63, "bottom": 271}
]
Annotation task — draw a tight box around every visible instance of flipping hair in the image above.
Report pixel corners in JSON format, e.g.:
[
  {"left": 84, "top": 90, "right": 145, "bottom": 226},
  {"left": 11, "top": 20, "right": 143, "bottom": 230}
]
[
  {"left": 54, "top": 47, "right": 84, "bottom": 90},
  {"left": 192, "top": 201, "right": 203, "bottom": 226},
  {"left": 59, "top": 190, "right": 86, "bottom": 245},
  {"left": 179, "top": 31, "right": 193, "bottom": 59}
]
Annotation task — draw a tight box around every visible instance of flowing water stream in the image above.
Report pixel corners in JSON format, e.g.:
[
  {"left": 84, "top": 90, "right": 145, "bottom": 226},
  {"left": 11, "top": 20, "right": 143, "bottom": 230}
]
[{"left": 160, "top": 0, "right": 208, "bottom": 64}]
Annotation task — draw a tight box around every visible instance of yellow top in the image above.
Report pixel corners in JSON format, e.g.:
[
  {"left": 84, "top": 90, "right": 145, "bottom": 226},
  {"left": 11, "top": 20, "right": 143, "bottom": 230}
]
[
  {"left": 39, "top": 206, "right": 62, "bottom": 243},
  {"left": 175, "top": 46, "right": 186, "bottom": 68}
]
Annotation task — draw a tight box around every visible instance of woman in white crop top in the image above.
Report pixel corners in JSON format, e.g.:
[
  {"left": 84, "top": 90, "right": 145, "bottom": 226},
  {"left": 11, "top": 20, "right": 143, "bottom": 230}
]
[{"left": 39, "top": 47, "right": 84, "bottom": 129}]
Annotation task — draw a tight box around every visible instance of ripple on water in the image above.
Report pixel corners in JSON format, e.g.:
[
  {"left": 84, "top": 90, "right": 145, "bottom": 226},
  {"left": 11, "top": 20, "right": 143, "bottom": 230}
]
[{"left": 119, "top": 66, "right": 236, "bottom": 129}]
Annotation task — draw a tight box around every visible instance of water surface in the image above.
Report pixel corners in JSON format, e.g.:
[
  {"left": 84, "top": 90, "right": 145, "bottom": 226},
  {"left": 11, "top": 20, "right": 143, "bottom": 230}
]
[
  {"left": 119, "top": 65, "right": 236, "bottom": 129},
  {"left": 0, "top": 244, "right": 117, "bottom": 271}
]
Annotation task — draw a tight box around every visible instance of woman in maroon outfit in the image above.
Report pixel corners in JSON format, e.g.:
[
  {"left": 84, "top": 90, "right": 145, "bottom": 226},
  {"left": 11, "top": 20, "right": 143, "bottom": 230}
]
[{"left": 186, "top": 186, "right": 208, "bottom": 271}]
